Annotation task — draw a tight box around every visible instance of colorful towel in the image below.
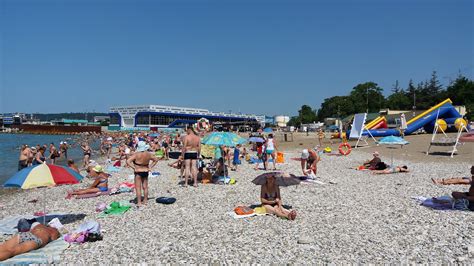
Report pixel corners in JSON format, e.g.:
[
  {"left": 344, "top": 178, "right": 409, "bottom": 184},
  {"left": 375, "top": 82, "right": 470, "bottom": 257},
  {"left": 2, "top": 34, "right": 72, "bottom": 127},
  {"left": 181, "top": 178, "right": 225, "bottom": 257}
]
[
  {"left": 0, "top": 239, "right": 69, "bottom": 264},
  {"left": 98, "top": 201, "right": 131, "bottom": 218},
  {"left": 105, "top": 166, "right": 121, "bottom": 173},
  {"left": 412, "top": 196, "right": 470, "bottom": 211}
]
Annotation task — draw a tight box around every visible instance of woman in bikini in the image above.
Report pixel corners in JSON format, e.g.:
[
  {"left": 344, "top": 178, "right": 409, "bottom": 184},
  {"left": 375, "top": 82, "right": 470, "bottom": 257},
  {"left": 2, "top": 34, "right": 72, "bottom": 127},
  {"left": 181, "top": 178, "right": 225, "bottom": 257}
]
[
  {"left": 126, "top": 141, "right": 159, "bottom": 207},
  {"left": 66, "top": 165, "right": 109, "bottom": 199},
  {"left": 372, "top": 165, "right": 409, "bottom": 175},
  {"left": 32, "top": 147, "right": 46, "bottom": 166},
  {"left": 260, "top": 175, "right": 297, "bottom": 220},
  {"left": 0, "top": 223, "right": 60, "bottom": 261},
  {"left": 81, "top": 143, "right": 92, "bottom": 168}
]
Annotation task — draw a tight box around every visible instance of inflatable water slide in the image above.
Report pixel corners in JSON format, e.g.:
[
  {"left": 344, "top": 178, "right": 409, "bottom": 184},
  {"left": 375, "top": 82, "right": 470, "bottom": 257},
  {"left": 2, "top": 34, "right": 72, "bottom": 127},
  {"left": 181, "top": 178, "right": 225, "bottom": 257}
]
[
  {"left": 365, "top": 116, "right": 387, "bottom": 130},
  {"left": 363, "top": 99, "right": 466, "bottom": 137}
]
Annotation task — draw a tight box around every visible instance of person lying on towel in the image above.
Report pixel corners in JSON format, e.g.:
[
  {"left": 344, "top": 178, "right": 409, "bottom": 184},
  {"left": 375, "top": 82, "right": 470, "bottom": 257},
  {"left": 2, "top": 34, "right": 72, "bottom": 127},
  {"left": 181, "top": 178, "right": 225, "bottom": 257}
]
[
  {"left": 451, "top": 171, "right": 474, "bottom": 211},
  {"left": 260, "top": 174, "right": 296, "bottom": 220},
  {"left": 0, "top": 223, "right": 60, "bottom": 261},
  {"left": 372, "top": 165, "right": 409, "bottom": 175},
  {"left": 66, "top": 165, "right": 108, "bottom": 199},
  {"left": 432, "top": 166, "right": 473, "bottom": 185}
]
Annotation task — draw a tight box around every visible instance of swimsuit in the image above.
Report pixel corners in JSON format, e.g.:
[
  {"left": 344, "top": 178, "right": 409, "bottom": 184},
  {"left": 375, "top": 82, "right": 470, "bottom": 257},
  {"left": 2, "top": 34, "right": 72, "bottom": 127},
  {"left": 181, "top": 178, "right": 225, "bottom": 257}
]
[
  {"left": 18, "top": 160, "right": 28, "bottom": 171},
  {"left": 135, "top": 172, "right": 149, "bottom": 178},
  {"left": 263, "top": 191, "right": 278, "bottom": 206},
  {"left": 19, "top": 232, "right": 43, "bottom": 247},
  {"left": 98, "top": 186, "right": 108, "bottom": 192},
  {"left": 184, "top": 151, "right": 198, "bottom": 160}
]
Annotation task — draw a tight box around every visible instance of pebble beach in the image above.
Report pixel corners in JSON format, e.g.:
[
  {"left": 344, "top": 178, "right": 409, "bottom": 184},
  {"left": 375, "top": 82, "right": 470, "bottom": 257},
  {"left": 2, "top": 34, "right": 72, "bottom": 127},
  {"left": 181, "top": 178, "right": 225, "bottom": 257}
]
[{"left": 1, "top": 146, "right": 473, "bottom": 264}]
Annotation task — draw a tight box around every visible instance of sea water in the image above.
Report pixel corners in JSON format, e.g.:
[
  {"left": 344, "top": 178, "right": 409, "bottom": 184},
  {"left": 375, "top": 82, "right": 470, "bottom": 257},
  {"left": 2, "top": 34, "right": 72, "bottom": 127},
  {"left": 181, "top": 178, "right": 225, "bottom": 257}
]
[{"left": 0, "top": 134, "right": 99, "bottom": 185}]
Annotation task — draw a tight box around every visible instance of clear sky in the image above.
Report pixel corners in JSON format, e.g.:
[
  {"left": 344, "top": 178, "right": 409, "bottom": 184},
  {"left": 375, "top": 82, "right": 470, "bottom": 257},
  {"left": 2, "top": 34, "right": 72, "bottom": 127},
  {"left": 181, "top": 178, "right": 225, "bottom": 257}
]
[{"left": 1, "top": 0, "right": 473, "bottom": 116}]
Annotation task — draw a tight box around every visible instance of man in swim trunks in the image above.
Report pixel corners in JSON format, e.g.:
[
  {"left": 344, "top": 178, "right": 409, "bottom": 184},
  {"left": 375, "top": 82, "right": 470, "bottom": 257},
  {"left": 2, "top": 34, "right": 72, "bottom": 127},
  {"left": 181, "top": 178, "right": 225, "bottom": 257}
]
[
  {"left": 182, "top": 126, "right": 201, "bottom": 187},
  {"left": 0, "top": 223, "right": 60, "bottom": 261},
  {"left": 18, "top": 144, "right": 31, "bottom": 171},
  {"left": 126, "top": 141, "right": 159, "bottom": 207}
]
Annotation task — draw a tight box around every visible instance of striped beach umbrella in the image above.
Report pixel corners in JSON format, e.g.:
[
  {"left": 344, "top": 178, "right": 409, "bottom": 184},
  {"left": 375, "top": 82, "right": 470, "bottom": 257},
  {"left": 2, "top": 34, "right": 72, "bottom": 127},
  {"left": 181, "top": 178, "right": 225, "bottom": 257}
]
[{"left": 4, "top": 164, "right": 83, "bottom": 189}]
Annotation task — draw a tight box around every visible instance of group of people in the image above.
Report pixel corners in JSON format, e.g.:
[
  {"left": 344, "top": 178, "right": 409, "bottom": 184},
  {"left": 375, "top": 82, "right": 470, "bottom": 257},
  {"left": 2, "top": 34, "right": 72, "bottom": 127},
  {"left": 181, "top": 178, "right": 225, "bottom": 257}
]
[{"left": 18, "top": 142, "right": 70, "bottom": 170}]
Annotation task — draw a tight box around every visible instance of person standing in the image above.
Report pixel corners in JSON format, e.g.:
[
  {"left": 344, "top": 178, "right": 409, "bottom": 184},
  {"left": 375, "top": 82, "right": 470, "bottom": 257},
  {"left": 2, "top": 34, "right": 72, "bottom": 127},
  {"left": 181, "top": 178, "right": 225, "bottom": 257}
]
[
  {"left": 49, "top": 143, "right": 59, "bottom": 165},
  {"left": 18, "top": 145, "right": 31, "bottom": 171},
  {"left": 127, "top": 141, "right": 158, "bottom": 208},
  {"left": 182, "top": 127, "right": 201, "bottom": 187},
  {"left": 81, "top": 143, "right": 92, "bottom": 168},
  {"left": 59, "top": 142, "right": 68, "bottom": 160},
  {"left": 264, "top": 134, "right": 278, "bottom": 170}
]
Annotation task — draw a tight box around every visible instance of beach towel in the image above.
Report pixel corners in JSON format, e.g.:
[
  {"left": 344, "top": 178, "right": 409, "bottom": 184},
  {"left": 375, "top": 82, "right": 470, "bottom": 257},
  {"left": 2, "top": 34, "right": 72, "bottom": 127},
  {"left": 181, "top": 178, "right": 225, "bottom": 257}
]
[
  {"left": 227, "top": 212, "right": 256, "bottom": 219},
  {"left": 98, "top": 201, "right": 131, "bottom": 218},
  {"left": 412, "top": 196, "right": 470, "bottom": 211},
  {"left": 74, "top": 190, "right": 110, "bottom": 199},
  {"left": 0, "top": 213, "right": 68, "bottom": 235},
  {"left": 0, "top": 239, "right": 69, "bottom": 265},
  {"left": 105, "top": 166, "right": 121, "bottom": 173}
]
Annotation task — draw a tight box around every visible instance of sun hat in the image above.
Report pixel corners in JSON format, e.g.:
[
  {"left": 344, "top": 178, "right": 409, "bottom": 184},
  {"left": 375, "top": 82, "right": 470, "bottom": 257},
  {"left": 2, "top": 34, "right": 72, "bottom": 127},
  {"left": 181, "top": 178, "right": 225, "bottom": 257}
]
[
  {"left": 92, "top": 165, "right": 104, "bottom": 173},
  {"left": 301, "top": 149, "right": 309, "bottom": 159},
  {"left": 136, "top": 141, "right": 150, "bottom": 152}
]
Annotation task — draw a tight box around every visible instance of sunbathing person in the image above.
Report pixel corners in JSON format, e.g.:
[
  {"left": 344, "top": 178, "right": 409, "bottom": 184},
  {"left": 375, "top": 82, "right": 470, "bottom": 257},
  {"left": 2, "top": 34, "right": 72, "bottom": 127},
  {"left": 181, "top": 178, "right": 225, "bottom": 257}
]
[
  {"left": 432, "top": 166, "right": 473, "bottom": 185},
  {"left": 0, "top": 223, "right": 60, "bottom": 261},
  {"left": 66, "top": 165, "right": 108, "bottom": 198},
  {"left": 372, "top": 165, "right": 409, "bottom": 175},
  {"left": 260, "top": 174, "right": 297, "bottom": 220},
  {"left": 168, "top": 155, "right": 184, "bottom": 178}
]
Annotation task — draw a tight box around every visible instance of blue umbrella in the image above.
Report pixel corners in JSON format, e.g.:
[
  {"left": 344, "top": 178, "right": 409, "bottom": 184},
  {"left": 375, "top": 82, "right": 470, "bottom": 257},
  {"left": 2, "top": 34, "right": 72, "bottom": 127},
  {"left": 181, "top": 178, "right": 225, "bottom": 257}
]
[
  {"left": 378, "top": 136, "right": 409, "bottom": 165},
  {"left": 248, "top": 136, "right": 265, "bottom": 143},
  {"left": 201, "top": 132, "right": 247, "bottom": 147},
  {"left": 263, "top": 128, "right": 273, "bottom": 133}
]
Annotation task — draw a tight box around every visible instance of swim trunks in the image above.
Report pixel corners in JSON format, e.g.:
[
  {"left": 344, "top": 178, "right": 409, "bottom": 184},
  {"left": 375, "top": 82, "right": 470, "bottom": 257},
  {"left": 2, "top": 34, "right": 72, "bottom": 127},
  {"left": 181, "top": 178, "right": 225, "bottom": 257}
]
[
  {"left": 184, "top": 152, "right": 198, "bottom": 160},
  {"left": 135, "top": 172, "right": 149, "bottom": 178},
  {"left": 98, "top": 186, "right": 108, "bottom": 192},
  {"left": 19, "top": 232, "right": 42, "bottom": 248}
]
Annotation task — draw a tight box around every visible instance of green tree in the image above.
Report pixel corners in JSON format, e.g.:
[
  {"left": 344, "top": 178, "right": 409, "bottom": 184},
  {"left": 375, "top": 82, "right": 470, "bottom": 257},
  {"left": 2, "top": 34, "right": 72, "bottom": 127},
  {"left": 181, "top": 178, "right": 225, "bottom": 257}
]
[
  {"left": 287, "top": 116, "right": 301, "bottom": 127},
  {"left": 318, "top": 96, "right": 355, "bottom": 120},
  {"left": 349, "top": 82, "right": 385, "bottom": 113},
  {"left": 445, "top": 75, "right": 474, "bottom": 119},
  {"left": 404, "top": 79, "right": 417, "bottom": 111},
  {"left": 387, "top": 80, "right": 411, "bottom": 110},
  {"left": 298, "top": 105, "right": 318, "bottom": 124}
]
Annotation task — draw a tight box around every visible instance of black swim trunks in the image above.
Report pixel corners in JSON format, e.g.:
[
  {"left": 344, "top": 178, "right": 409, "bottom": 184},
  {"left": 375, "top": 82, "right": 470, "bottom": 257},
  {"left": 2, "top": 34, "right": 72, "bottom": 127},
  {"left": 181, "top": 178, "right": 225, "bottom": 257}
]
[
  {"left": 184, "top": 152, "right": 198, "bottom": 160},
  {"left": 135, "top": 172, "right": 149, "bottom": 178}
]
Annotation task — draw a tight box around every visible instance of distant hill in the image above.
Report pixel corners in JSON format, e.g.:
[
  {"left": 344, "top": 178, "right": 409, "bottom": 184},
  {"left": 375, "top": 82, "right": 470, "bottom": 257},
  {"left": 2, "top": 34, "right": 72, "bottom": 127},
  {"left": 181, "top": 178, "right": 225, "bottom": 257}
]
[{"left": 32, "top": 113, "right": 109, "bottom": 122}]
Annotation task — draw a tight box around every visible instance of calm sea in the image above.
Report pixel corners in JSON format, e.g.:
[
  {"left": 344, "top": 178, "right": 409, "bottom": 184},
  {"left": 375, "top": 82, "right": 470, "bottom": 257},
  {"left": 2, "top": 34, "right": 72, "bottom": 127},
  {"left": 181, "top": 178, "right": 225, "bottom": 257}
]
[{"left": 0, "top": 134, "right": 98, "bottom": 185}]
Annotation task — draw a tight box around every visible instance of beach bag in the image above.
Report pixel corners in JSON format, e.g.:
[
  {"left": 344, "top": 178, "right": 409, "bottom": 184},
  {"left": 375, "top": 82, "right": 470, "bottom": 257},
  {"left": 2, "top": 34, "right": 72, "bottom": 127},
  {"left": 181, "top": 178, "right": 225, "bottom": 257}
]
[
  {"left": 156, "top": 197, "right": 176, "bottom": 204},
  {"left": 234, "top": 206, "right": 254, "bottom": 215},
  {"left": 276, "top": 152, "right": 284, "bottom": 163}
]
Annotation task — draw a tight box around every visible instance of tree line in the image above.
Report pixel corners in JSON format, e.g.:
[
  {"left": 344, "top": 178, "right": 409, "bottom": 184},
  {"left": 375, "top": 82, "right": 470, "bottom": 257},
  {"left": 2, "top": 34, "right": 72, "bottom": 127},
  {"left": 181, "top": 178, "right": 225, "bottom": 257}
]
[{"left": 288, "top": 71, "right": 474, "bottom": 126}]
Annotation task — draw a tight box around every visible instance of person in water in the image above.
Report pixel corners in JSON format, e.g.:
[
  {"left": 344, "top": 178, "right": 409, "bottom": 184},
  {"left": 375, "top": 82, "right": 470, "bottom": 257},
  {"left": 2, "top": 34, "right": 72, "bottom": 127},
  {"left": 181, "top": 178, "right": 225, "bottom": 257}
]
[
  {"left": 126, "top": 141, "right": 159, "bottom": 207},
  {"left": 32, "top": 147, "right": 46, "bottom": 165},
  {"left": 18, "top": 144, "right": 31, "bottom": 171},
  {"left": 260, "top": 174, "right": 297, "bottom": 220},
  {"left": 67, "top": 159, "right": 80, "bottom": 174},
  {"left": 66, "top": 165, "right": 109, "bottom": 199}
]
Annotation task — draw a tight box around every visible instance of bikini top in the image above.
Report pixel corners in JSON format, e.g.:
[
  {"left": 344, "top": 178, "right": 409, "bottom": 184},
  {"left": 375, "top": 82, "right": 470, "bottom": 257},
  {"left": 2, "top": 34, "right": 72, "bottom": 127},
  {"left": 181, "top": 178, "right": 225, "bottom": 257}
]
[{"left": 264, "top": 191, "right": 277, "bottom": 200}]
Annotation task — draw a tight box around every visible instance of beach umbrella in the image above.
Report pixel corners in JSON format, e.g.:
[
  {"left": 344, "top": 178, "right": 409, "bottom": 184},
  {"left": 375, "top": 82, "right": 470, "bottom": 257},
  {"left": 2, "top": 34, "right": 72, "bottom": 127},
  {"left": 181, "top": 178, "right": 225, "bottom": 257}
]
[
  {"left": 248, "top": 136, "right": 265, "bottom": 143},
  {"left": 4, "top": 163, "right": 84, "bottom": 223},
  {"left": 201, "top": 132, "right": 247, "bottom": 147},
  {"left": 4, "top": 163, "right": 83, "bottom": 189},
  {"left": 263, "top": 128, "right": 273, "bottom": 133},
  {"left": 201, "top": 132, "right": 247, "bottom": 180},
  {"left": 252, "top": 172, "right": 301, "bottom": 187},
  {"left": 377, "top": 136, "right": 409, "bottom": 166}
]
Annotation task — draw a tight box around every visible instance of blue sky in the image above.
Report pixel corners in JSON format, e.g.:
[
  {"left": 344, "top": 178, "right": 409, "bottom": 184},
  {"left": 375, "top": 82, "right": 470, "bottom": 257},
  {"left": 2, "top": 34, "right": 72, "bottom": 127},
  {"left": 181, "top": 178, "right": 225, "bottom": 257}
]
[{"left": 1, "top": 0, "right": 473, "bottom": 116}]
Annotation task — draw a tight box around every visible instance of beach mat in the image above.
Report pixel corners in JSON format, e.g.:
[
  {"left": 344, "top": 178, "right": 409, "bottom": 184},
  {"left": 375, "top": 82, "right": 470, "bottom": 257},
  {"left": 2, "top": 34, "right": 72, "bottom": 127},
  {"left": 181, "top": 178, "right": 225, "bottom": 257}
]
[
  {"left": 0, "top": 239, "right": 69, "bottom": 265},
  {"left": 227, "top": 212, "right": 256, "bottom": 219},
  {"left": 74, "top": 190, "right": 110, "bottom": 199}
]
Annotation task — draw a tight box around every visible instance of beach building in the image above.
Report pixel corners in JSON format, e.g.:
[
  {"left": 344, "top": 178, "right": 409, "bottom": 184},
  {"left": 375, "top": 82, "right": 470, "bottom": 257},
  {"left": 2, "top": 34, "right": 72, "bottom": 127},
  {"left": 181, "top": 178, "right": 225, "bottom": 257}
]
[{"left": 109, "top": 104, "right": 265, "bottom": 130}]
